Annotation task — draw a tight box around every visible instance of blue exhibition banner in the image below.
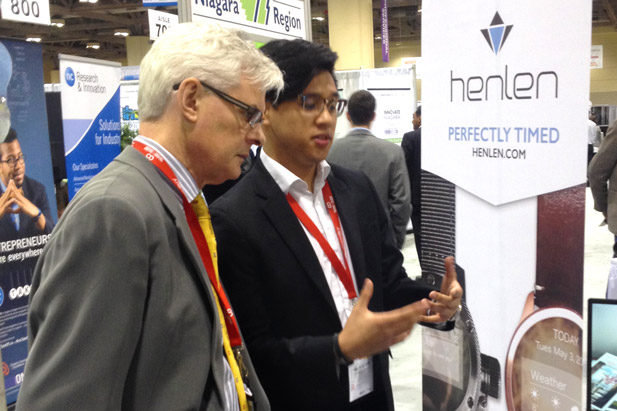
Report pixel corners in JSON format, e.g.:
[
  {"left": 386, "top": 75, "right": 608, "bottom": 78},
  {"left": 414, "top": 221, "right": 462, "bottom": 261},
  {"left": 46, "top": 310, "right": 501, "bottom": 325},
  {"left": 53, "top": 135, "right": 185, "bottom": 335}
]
[
  {"left": 0, "top": 39, "right": 57, "bottom": 406},
  {"left": 59, "top": 55, "right": 121, "bottom": 199}
]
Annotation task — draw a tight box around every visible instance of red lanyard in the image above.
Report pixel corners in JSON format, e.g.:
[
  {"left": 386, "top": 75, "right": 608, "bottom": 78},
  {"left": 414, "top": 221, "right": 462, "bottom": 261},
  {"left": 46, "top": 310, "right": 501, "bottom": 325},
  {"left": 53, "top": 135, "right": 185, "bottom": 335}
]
[
  {"left": 286, "top": 182, "right": 357, "bottom": 300},
  {"left": 132, "top": 141, "right": 243, "bottom": 347}
]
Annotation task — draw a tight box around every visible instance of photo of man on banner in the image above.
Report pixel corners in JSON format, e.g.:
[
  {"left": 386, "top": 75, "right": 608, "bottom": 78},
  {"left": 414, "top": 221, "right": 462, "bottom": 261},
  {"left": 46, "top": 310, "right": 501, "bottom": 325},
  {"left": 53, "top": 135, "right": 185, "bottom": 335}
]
[{"left": 0, "top": 128, "right": 54, "bottom": 240}]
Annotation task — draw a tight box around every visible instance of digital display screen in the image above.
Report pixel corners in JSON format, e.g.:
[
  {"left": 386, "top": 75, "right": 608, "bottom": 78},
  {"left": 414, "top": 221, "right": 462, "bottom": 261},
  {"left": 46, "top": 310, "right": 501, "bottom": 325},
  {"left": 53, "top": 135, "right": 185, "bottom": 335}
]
[
  {"left": 507, "top": 308, "right": 583, "bottom": 411},
  {"left": 588, "top": 299, "right": 617, "bottom": 411}
]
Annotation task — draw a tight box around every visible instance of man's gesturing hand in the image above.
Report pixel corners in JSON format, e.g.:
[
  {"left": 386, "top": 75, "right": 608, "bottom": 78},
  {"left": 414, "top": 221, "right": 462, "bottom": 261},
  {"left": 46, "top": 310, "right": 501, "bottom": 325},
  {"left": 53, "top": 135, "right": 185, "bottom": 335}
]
[{"left": 337, "top": 278, "right": 429, "bottom": 362}]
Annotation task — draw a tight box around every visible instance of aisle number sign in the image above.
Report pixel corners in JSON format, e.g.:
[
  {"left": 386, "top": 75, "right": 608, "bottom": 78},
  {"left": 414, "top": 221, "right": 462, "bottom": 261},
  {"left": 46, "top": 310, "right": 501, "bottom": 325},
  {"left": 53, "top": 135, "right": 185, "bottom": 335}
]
[
  {"left": 148, "top": 9, "right": 178, "bottom": 41},
  {"left": 1, "top": 0, "right": 50, "bottom": 26}
]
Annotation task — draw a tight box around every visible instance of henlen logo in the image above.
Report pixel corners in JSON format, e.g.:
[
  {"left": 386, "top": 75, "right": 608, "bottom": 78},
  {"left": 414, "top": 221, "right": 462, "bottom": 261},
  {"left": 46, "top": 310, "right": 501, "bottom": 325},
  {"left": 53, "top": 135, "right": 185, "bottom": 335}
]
[
  {"left": 481, "top": 12, "right": 513, "bottom": 55},
  {"left": 450, "top": 11, "right": 558, "bottom": 102}
]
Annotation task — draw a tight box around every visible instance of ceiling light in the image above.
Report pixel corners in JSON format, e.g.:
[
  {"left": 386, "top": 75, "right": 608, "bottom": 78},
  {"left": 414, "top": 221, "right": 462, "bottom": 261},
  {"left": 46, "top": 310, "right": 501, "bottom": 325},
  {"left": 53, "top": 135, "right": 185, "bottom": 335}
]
[
  {"left": 86, "top": 42, "right": 100, "bottom": 49},
  {"left": 311, "top": 16, "right": 325, "bottom": 21},
  {"left": 51, "top": 18, "right": 65, "bottom": 28},
  {"left": 26, "top": 36, "right": 41, "bottom": 42},
  {"left": 417, "top": 8, "right": 422, "bottom": 13},
  {"left": 79, "top": 0, "right": 98, "bottom": 3},
  {"left": 375, "top": 36, "right": 382, "bottom": 40},
  {"left": 114, "top": 29, "right": 130, "bottom": 37}
]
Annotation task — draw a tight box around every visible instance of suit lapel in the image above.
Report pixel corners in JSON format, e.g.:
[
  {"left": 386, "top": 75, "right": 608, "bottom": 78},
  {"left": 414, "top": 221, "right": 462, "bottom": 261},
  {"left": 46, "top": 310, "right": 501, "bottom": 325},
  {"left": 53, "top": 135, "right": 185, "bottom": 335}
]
[
  {"left": 117, "top": 148, "right": 217, "bottom": 306},
  {"left": 121, "top": 148, "right": 228, "bottom": 370},
  {"left": 252, "top": 162, "right": 339, "bottom": 317},
  {"left": 326, "top": 168, "right": 368, "bottom": 288}
]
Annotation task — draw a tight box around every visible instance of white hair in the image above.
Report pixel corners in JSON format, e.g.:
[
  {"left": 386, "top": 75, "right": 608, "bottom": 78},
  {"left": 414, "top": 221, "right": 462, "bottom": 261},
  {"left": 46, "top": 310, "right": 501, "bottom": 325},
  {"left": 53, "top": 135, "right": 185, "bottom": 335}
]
[{"left": 138, "top": 22, "right": 283, "bottom": 121}]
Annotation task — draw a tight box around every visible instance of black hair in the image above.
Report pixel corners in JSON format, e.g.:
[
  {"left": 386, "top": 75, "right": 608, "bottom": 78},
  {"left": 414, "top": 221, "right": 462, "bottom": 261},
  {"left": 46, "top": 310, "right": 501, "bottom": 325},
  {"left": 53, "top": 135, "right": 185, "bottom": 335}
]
[
  {"left": 260, "top": 39, "right": 338, "bottom": 104},
  {"left": 2, "top": 128, "right": 16, "bottom": 144},
  {"left": 1, "top": 128, "right": 17, "bottom": 158},
  {"left": 347, "top": 90, "right": 375, "bottom": 125},
  {"left": 415, "top": 105, "right": 421, "bottom": 117}
]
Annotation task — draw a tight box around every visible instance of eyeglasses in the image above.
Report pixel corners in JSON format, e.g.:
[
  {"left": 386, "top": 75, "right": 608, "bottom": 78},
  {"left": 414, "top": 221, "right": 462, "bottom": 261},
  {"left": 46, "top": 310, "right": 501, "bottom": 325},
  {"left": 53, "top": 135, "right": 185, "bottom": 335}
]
[
  {"left": 297, "top": 94, "right": 348, "bottom": 117},
  {"left": 173, "top": 81, "right": 263, "bottom": 128},
  {"left": 0, "top": 154, "right": 25, "bottom": 168}
]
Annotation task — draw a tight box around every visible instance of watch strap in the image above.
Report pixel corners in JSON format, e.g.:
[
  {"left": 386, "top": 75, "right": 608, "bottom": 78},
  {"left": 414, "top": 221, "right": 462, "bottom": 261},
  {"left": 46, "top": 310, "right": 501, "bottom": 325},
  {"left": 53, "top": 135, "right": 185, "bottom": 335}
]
[
  {"left": 535, "top": 185, "right": 585, "bottom": 312},
  {"left": 333, "top": 333, "right": 353, "bottom": 366}
]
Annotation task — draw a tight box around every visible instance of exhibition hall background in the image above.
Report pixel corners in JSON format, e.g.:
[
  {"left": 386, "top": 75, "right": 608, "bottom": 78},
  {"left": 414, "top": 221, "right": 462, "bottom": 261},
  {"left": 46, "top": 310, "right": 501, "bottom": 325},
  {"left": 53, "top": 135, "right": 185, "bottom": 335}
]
[{"left": 31, "top": 1, "right": 616, "bottom": 108}]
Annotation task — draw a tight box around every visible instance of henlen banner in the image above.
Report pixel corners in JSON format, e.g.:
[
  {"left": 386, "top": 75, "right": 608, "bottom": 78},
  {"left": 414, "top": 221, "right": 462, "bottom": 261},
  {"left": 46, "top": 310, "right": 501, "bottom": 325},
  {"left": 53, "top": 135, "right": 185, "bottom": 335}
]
[
  {"left": 0, "top": 39, "right": 57, "bottom": 406},
  {"left": 59, "top": 55, "right": 121, "bottom": 199},
  {"left": 421, "top": 2, "right": 590, "bottom": 411}
]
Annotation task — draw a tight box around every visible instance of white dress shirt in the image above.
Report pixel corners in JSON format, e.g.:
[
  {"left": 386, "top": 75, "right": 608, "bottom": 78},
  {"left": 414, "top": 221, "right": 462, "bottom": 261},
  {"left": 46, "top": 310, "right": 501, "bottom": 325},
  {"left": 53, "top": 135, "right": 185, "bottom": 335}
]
[{"left": 260, "top": 149, "right": 359, "bottom": 326}]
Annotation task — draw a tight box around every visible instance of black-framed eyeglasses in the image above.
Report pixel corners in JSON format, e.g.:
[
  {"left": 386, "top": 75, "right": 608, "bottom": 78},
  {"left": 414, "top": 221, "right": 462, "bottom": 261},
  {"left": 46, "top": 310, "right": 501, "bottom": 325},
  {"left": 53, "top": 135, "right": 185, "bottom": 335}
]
[
  {"left": 173, "top": 81, "right": 263, "bottom": 127},
  {"left": 0, "top": 154, "right": 25, "bottom": 168},
  {"left": 297, "top": 94, "right": 348, "bottom": 117}
]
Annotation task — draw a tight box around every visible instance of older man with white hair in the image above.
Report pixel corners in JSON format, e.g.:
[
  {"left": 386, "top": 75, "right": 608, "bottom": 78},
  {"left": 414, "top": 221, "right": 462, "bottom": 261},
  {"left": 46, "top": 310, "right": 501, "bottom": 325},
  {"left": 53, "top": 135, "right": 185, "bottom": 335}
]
[{"left": 17, "top": 23, "right": 283, "bottom": 411}]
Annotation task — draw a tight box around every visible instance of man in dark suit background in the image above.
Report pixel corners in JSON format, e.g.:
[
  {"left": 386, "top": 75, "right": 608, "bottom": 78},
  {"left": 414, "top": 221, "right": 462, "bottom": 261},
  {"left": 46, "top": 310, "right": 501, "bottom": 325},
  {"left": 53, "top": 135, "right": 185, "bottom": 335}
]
[
  {"left": 327, "top": 90, "right": 411, "bottom": 249},
  {"left": 401, "top": 106, "right": 422, "bottom": 266},
  {"left": 211, "top": 40, "right": 462, "bottom": 411},
  {"left": 18, "top": 23, "right": 283, "bottom": 411},
  {"left": 0, "top": 128, "right": 54, "bottom": 240}
]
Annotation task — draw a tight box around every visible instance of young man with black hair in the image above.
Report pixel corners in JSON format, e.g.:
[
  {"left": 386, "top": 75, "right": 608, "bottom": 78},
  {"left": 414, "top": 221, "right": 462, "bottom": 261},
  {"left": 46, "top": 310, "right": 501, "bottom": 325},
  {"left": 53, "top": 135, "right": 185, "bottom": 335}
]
[
  {"left": 211, "top": 39, "right": 462, "bottom": 411},
  {"left": 328, "top": 89, "right": 411, "bottom": 249}
]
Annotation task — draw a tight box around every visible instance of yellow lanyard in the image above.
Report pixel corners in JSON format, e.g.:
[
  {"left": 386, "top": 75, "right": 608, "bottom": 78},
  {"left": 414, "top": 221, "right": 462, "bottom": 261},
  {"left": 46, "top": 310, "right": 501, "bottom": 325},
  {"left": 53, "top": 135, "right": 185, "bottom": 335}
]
[{"left": 190, "top": 196, "right": 249, "bottom": 411}]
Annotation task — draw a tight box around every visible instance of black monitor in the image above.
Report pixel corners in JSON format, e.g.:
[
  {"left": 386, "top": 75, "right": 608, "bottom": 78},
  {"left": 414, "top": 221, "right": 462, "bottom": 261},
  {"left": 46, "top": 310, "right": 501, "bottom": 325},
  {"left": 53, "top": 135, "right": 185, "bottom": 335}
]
[{"left": 588, "top": 298, "right": 617, "bottom": 410}]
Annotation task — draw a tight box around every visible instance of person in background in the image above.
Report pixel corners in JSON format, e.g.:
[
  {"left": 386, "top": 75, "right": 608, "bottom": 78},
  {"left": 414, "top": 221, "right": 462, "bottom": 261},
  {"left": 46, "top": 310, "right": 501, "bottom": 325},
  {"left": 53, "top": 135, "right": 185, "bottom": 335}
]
[
  {"left": 589, "top": 118, "right": 617, "bottom": 259},
  {"left": 211, "top": 39, "right": 462, "bottom": 411},
  {"left": 327, "top": 90, "right": 411, "bottom": 249},
  {"left": 17, "top": 22, "right": 283, "bottom": 411},
  {"left": 401, "top": 105, "right": 423, "bottom": 266},
  {"left": 588, "top": 112, "right": 601, "bottom": 168}
]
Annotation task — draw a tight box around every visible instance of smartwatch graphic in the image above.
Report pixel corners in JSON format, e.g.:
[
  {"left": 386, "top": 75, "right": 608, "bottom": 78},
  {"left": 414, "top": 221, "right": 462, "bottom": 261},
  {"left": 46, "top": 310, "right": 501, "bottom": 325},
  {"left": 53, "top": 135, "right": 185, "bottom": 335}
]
[
  {"left": 504, "top": 185, "right": 585, "bottom": 411},
  {"left": 420, "top": 171, "right": 500, "bottom": 410}
]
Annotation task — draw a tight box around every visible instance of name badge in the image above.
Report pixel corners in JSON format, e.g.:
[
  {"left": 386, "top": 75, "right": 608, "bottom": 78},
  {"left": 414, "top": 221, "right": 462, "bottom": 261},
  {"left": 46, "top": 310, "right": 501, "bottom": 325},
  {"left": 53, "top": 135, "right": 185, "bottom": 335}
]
[{"left": 349, "top": 357, "right": 374, "bottom": 402}]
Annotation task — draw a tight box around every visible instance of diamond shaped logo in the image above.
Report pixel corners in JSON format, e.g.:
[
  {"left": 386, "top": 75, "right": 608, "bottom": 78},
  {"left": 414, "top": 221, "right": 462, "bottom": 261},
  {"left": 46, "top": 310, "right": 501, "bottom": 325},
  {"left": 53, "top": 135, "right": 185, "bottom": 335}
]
[{"left": 481, "top": 12, "right": 513, "bottom": 55}]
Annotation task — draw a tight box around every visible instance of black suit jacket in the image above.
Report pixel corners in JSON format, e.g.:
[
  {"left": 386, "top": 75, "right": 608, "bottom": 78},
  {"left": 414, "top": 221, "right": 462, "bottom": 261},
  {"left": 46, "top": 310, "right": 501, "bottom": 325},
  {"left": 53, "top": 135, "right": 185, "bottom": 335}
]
[
  {"left": 401, "top": 128, "right": 421, "bottom": 210},
  {"left": 211, "top": 160, "right": 435, "bottom": 411}
]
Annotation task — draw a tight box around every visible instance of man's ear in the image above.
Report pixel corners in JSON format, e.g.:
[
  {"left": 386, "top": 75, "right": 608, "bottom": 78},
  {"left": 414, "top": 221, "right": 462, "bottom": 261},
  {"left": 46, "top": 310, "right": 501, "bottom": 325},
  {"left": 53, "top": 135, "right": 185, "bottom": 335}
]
[
  {"left": 177, "top": 78, "right": 201, "bottom": 123},
  {"left": 262, "top": 101, "right": 275, "bottom": 128},
  {"left": 346, "top": 112, "right": 351, "bottom": 123}
]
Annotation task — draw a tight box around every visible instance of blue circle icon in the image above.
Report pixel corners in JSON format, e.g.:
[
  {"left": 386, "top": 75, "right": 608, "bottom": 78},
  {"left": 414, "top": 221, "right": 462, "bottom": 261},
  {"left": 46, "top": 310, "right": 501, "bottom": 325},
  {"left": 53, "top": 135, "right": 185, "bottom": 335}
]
[
  {"left": 65, "top": 67, "right": 75, "bottom": 87},
  {"left": 0, "top": 287, "right": 4, "bottom": 307}
]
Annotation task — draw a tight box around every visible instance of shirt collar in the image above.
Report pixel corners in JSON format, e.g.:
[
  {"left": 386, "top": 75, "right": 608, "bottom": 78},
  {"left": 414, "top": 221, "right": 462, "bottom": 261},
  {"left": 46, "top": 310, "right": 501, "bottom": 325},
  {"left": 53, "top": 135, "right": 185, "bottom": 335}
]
[
  {"left": 260, "top": 149, "right": 331, "bottom": 195},
  {"left": 349, "top": 127, "right": 371, "bottom": 133},
  {"left": 134, "top": 135, "right": 201, "bottom": 202}
]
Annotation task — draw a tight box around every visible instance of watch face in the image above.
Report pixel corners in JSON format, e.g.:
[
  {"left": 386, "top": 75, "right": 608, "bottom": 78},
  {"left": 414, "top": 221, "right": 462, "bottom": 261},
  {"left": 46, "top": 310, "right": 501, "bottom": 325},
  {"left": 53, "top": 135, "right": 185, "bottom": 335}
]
[
  {"left": 422, "top": 305, "right": 481, "bottom": 411},
  {"left": 505, "top": 308, "right": 583, "bottom": 411}
]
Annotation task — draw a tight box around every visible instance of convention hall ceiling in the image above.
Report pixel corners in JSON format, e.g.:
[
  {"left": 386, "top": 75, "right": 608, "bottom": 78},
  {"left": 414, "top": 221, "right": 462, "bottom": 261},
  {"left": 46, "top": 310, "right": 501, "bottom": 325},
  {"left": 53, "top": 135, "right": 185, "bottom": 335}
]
[{"left": 0, "top": 0, "right": 614, "bottom": 66}]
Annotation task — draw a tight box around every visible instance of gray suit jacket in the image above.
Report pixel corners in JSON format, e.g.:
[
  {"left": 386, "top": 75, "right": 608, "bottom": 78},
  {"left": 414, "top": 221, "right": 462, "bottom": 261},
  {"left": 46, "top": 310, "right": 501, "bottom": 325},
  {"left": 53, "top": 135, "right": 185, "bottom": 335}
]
[
  {"left": 17, "top": 147, "right": 269, "bottom": 411},
  {"left": 328, "top": 128, "right": 411, "bottom": 248},
  {"left": 590, "top": 119, "right": 617, "bottom": 235}
]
